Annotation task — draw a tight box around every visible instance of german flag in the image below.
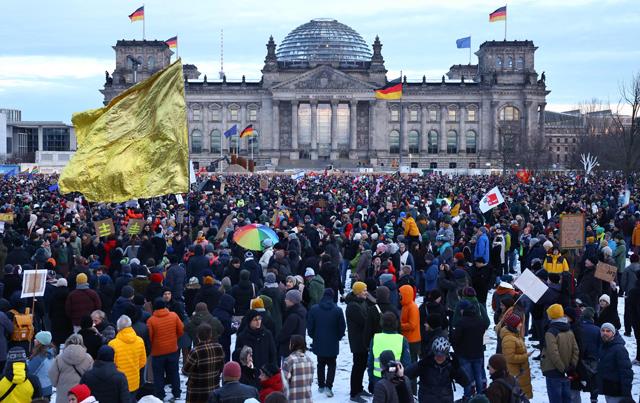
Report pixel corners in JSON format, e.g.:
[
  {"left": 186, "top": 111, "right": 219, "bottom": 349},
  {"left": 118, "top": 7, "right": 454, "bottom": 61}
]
[
  {"left": 489, "top": 6, "right": 506, "bottom": 22},
  {"left": 166, "top": 36, "right": 178, "bottom": 49},
  {"left": 375, "top": 78, "right": 402, "bottom": 100},
  {"left": 129, "top": 6, "right": 144, "bottom": 22},
  {"left": 240, "top": 125, "right": 255, "bottom": 138}
]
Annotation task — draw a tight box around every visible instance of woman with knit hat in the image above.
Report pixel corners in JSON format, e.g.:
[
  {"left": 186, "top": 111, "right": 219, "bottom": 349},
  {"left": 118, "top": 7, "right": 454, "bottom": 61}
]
[
  {"left": 485, "top": 354, "right": 521, "bottom": 403},
  {"left": 499, "top": 313, "right": 533, "bottom": 398},
  {"left": 27, "top": 331, "right": 55, "bottom": 399}
]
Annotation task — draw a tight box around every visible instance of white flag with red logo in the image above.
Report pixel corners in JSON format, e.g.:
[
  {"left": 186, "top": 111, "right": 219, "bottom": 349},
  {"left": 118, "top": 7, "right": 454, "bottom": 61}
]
[{"left": 479, "top": 186, "right": 505, "bottom": 213}]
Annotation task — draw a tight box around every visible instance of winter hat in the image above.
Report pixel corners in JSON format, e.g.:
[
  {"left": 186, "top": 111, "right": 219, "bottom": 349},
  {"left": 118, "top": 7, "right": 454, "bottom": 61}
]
[
  {"left": 462, "top": 287, "right": 476, "bottom": 297},
  {"left": 35, "top": 331, "right": 52, "bottom": 346},
  {"left": 379, "top": 350, "right": 396, "bottom": 370},
  {"left": 458, "top": 299, "right": 472, "bottom": 312},
  {"left": 250, "top": 298, "right": 264, "bottom": 310},
  {"left": 379, "top": 273, "right": 393, "bottom": 284},
  {"left": 55, "top": 278, "right": 68, "bottom": 287},
  {"left": 260, "top": 363, "right": 280, "bottom": 378},
  {"left": 504, "top": 313, "right": 521, "bottom": 329},
  {"left": 150, "top": 273, "right": 163, "bottom": 284},
  {"left": 488, "top": 354, "right": 508, "bottom": 373},
  {"left": 547, "top": 304, "right": 564, "bottom": 320},
  {"left": 121, "top": 285, "right": 135, "bottom": 299},
  {"left": 323, "top": 288, "right": 335, "bottom": 299},
  {"left": 304, "top": 268, "right": 315, "bottom": 277},
  {"left": 223, "top": 361, "right": 242, "bottom": 379},
  {"left": 602, "top": 246, "right": 613, "bottom": 256},
  {"left": 582, "top": 307, "right": 596, "bottom": 322},
  {"left": 262, "top": 239, "right": 273, "bottom": 248},
  {"left": 599, "top": 294, "right": 611, "bottom": 305},
  {"left": 121, "top": 264, "right": 132, "bottom": 274},
  {"left": 468, "top": 394, "right": 490, "bottom": 403},
  {"left": 453, "top": 269, "right": 467, "bottom": 279},
  {"left": 454, "top": 252, "right": 465, "bottom": 262},
  {"left": 376, "top": 286, "right": 391, "bottom": 304},
  {"left": 153, "top": 298, "right": 166, "bottom": 310},
  {"left": 68, "top": 384, "right": 92, "bottom": 401},
  {"left": 265, "top": 272, "right": 276, "bottom": 284},
  {"left": 285, "top": 289, "right": 302, "bottom": 304},
  {"left": 245, "top": 251, "right": 254, "bottom": 259},
  {"left": 240, "top": 269, "right": 250, "bottom": 281},
  {"left": 352, "top": 281, "right": 367, "bottom": 296},
  {"left": 498, "top": 281, "right": 514, "bottom": 290},
  {"left": 76, "top": 273, "right": 88, "bottom": 285},
  {"left": 427, "top": 289, "right": 442, "bottom": 302},
  {"left": 564, "top": 306, "right": 580, "bottom": 322},
  {"left": 543, "top": 240, "right": 554, "bottom": 250},
  {"left": 97, "top": 345, "right": 115, "bottom": 362},
  {"left": 203, "top": 276, "right": 215, "bottom": 286},
  {"left": 187, "top": 277, "right": 200, "bottom": 287},
  {"left": 601, "top": 322, "right": 616, "bottom": 334},
  {"left": 500, "top": 274, "right": 514, "bottom": 283}
]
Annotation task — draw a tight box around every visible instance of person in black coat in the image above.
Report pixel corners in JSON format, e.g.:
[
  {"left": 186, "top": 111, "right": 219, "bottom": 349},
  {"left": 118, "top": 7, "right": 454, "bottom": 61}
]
[
  {"left": 450, "top": 302, "right": 489, "bottom": 397},
  {"left": 232, "top": 310, "right": 277, "bottom": 372},
  {"left": 5, "top": 239, "right": 31, "bottom": 266},
  {"left": 345, "top": 283, "right": 370, "bottom": 400},
  {"left": 596, "top": 292, "right": 621, "bottom": 330},
  {"left": 597, "top": 323, "right": 634, "bottom": 400},
  {"left": 207, "top": 361, "right": 259, "bottom": 403},
  {"left": 80, "top": 345, "right": 130, "bottom": 403},
  {"left": 194, "top": 276, "right": 223, "bottom": 314},
  {"left": 48, "top": 278, "right": 73, "bottom": 350},
  {"left": 2, "top": 265, "right": 22, "bottom": 300},
  {"left": 212, "top": 293, "right": 235, "bottom": 362},
  {"left": 276, "top": 290, "right": 306, "bottom": 359},
  {"left": 259, "top": 273, "right": 284, "bottom": 338},
  {"left": 241, "top": 252, "right": 263, "bottom": 289},
  {"left": 230, "top": 270, "right": 256, "bottom": 316},
  {"left": 363, "top": 286, "right": 400, "bottom": 350},
  {"left": 77, "top": 315, "right": 103, "bottom": 360},
  {"left": 319, "top": 256, "right": 340, "bottom": 303},
  {"left": 187, "top": 245, "right": 210, "bottom": 280}
]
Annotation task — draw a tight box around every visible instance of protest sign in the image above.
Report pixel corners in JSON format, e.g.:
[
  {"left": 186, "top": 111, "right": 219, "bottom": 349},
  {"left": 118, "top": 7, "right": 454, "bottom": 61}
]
[
  {"left": 21, "top": 270, "right": 48, "bottom": 298},
  {"left": 513, "top": 269, "right": 549, "bottom": 303},
  {"left": 595, "top": 262, "right": 617, "bottom": 283},
  {"left": 93, "top": 218, "right": 115, "bottom": 238},
  {"left": 559, "top": 214, "right": 585, "bottom": 249},
  {"left": 0, "top": 213, "right": 14, "bottom": 223},
  {"left": 260, "top": 178, "right": 269, "bottom": 191},
  {"left": 216, "top": 214, "right": 234, "bottom": 240},
  {"left": 175, "top": 194, "right": 184, "bottom": 205},
  {"left": 126, "top": 219, "right": 145, "bottom": 235}
]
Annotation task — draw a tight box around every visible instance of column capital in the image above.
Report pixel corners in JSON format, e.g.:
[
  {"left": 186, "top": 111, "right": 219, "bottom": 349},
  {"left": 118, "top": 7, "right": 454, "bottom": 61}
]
[
  {"left": 330, "top": 99, "right": 339, "bottom": 107},
  {"left": 291, "top": 99, "right": 299, "bottom": 106},
  {"left": 309, "top": 99, "right": 318, "bottom": 106}
]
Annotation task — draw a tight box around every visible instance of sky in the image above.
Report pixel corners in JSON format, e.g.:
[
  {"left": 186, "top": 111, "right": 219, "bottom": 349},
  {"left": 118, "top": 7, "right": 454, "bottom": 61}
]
[{"left": 0, "top": 0, "right": 638, "bottom": 123}]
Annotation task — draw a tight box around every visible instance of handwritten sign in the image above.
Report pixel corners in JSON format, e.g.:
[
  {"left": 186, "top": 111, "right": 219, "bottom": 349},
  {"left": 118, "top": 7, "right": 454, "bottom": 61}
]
[
  {"left": 559, "top": 214, "right": 585, "bottom": 249},
  {"left": 595, "top": 262, "right": 617, "bottom": 283},
  {"left": 93, "top": 218, "right": 115, "bottom": 238},
  {"left": 126, "top": 219, "right": 145, "bottom": 235},
  {"left": 0, "top": 213, "right": 14, "bottom": 223},
  {"left": 514, "top": 269, "right": 549, "bottom": 303},
  {"left": 21, "top": 269, "right": 47, "bottom": 298},
  {"left": 260, "top": 178, "right": 269, "bottom": 191}
]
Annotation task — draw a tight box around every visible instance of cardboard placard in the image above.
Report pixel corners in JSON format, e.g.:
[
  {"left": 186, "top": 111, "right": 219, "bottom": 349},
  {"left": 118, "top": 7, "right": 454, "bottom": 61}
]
[
  {"left": 21, "top": 269, "right": 47, "bottom": 298},
  {"left": 595, "top": 262, "right": 617, "bottom": 283},
  {"left": 513, "top": 269, "right": 549, "bottom": 303},
  {"left": 260, "top": 178, "right": 269, "bottom": 191},
  {"left": 175, "top": 194, "right": 184, "bottom": 205},
  {"left": 318, "top": 199, "right": 327, "bottom": 208},
  {"left": 176, "top": 210, "right": 185, "bottom": 225},
  {"left": 0, "top": 213, "right": 14, "bottom": 223},
  {"left": 126, "top": 219, "right": 145, "bottom": 235},
  {"left": 559, "top": 214, "right": 585, "bottom": 249},
  {"left": 219, "top": 183, "right": 226, "bottom": 195},
  {"left": 216, "top": 214, "right": 234, "bottom": 240},
  {"left": 94, "top": 218, "right": 115, "bottom": 238}
]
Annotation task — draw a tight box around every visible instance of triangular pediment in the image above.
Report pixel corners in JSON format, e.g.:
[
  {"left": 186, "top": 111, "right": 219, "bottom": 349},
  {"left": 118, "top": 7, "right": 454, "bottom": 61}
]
[{"left": 271, "top": 65, "right": 377, "bottom": 91}]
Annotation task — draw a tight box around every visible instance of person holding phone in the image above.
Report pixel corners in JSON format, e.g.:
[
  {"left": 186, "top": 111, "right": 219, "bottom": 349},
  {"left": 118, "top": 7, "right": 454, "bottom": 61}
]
[{"left": 372, "top": 350, "right": 412, "bottom": 403}]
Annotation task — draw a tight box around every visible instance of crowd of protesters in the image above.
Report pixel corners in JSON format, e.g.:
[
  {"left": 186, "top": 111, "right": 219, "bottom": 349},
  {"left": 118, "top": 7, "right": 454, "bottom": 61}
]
[{"left": 0, "top": 171, "right": 638, "bottom": 403}]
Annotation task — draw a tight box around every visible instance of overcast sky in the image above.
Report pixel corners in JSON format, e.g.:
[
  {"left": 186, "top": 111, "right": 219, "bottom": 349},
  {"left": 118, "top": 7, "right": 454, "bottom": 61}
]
[{"left": 1, "top": 0, "right": 638, "bottom": 122}]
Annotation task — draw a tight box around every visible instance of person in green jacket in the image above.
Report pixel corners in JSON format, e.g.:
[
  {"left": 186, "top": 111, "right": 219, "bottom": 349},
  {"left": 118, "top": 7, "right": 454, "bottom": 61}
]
[
  {"left": 613, "top": 233, "right": 627, "bottom": 290},
  {"left": 303, "top": 268, "right": 325, "bottom": 308}
]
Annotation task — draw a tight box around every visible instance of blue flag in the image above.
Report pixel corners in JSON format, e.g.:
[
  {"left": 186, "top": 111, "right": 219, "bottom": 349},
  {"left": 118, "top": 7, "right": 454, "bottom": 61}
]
[
  {"left": 456, "top": 36, "right": 471, "bottom": 49},
  {"left": 224, "top": 125, "right": 238, "bottom": 138},
  {"left": 48, "top": 183, "right": 59, "bottom": 192}
]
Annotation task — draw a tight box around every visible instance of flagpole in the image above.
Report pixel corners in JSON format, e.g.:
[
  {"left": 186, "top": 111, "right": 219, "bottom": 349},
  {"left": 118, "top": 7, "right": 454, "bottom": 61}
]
[
  {"left": 176, "top": 35, "right": 179, "bottom": 59},
  {"left": 142, "top": 4, "right": 146, "bottom": 40},
  {"left": 504, "top": 4, "right": 507, "bottom": 40},
  {"left": 469, "top": 36, "right": 472, "bottom": 64}
]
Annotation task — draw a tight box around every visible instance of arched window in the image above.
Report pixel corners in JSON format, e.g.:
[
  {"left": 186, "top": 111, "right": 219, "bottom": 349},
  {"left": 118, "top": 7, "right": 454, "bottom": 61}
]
[
  {"left": 389, "top": 130, "right": 400, "bottom": 154},
  {"left": 191, "top": 130, "right": 202, "bottom": 153},
  {"left": 496, "top": 57, "right": 503, "bottom": 69},
  {"left": 499, "top": 106, "right": 520, "bottom": 121},
  {"left": 428, "top": 130, "right": 438, "bottom": 154},
  {"left": 447, "top": 130, "right": 458, "bottom": 154},
  {"left": 466, "top": 130, "right": 477, "bottom": 154},
  {"left": 210, "top": 129, "right": 221, "bottom": 154},
  {"left": 507, "top": 56, "right": 513, "bottom": 69},
  {"left": 148, "top": 56, "right": 155, "bottom": 70},
  {"left": 126, "top": 55, "right": 134, "bottom": 69},
  {"left": 516, "top": 57, "right": 524, "bottom": 70},
  {"left": 408, "top": 130, "right": 419, "bottom": 153}
]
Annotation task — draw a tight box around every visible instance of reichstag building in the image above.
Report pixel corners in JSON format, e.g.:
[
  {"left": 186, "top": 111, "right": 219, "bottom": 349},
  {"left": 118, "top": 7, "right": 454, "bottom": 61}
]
[{"left": 101, "top": 18, "right": 549, "bottom": 170}]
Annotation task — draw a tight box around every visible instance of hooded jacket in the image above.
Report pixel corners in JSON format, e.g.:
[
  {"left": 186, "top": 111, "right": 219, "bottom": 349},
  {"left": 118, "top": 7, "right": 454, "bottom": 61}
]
[
  {"left": 277, "top": 302, "right": 307, "bottom": 357},
  {"left": 48, "top": 344, "right": 93, "bottom": 403},
  {"left": 80, "top": 360, "right": 130, "bottom": 403},
  {"left": 399, "top": 285, "right": 421, "bottom": 343},
  {"left": 259, "top": 371, "right": 285, "bottom": 402},
  {"left": 233, "top": 310, "right": 278, "bottom": 371},
  {"left": 541, "top": 319, "right": 579, "bottom": 378},
  {"left": 109, "top": 326, "right": 147, "bottom": 391},
  {"left": 597, "top": 332, "right": 633, "bottom": 397},
  {"left": 0, "top": 357, "right": 42, "bottom": 402},
  {"left": 345, "top": 292, "right": 369, "bottom": 354},
  {"left": 307, "top": 295, "right": 346, "bottom": 357}
]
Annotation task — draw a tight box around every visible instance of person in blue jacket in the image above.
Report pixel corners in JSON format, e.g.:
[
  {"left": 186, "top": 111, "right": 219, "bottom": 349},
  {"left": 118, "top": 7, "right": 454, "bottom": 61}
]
[
  {"left": 474, "top": 227, "right": 490, "bottom": 265},
  {"left": 597, "top": 322, "right": 633, "bottom": 400}
]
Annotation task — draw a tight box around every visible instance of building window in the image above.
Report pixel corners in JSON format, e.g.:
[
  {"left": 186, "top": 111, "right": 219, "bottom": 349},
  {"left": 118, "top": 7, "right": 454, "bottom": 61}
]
[
  {"left": 449, "top": 162, "right": 457, "bottom": 169},
  {"left": 466, "top": 130, "right": 477, "bottom": 154},
  {"left": 126, "top": 55, "right": 134, "bottom": 69},
  {"left": 557, "top": 154, "right": 560, "bottom": 163},
  {"left": 408, "top": 130, "right": 419, "bottom": 153},
  {"left": 428, "top": 130, "right": 438, "bottom": 154},
  {"left": 191, "top": 130, "right": 202, "bottom": 153},
  {"left": 389, "top": 130, "right": 400, "bottom": 154},
  {"left": 496, "top": 57, "right": 503, "bottom": 69},
  {"left": 507, "top": 56, "right": 513, "bottom": 69},
  {"left": 337, "top": 103, "right": 350, "bottom": 147},
  {"left": 428, "top": 108, "right": 438, "bottom": 122},
  {"left": 499, "top": 106, "right": 520, "bottom": 121},
  {"left": 43, "top": 127, "right": 70, "bottom": 151},
  {"left": 469, "top": 162, "right": 477, "bottom": 169},
  {"left": 430, "top": 162, "right": 438, "bottom": 169},
  {"left": 409, "top": 107, "right": 419, "bottom": 122},
  {"left": 447, "top": 107, "right": 458, "bottom": 122},
  {"left": 248, "top": 108, "right": 258, "bottom": 122},
  {"left": 210, "top": 107, "right": 221, "bottom": 121},
  {"left": 447, "top": 130, "right": 458, "bottom": 154},
  {"left": 516, "top": 56, "right": 524, "bottom": 70},
  {"left": 298, "top": 103, "right": 311, "bottom": 146},
  {"left": 557, "top": 147, "right": 560, "bottom": 152},
  {"left": 548, "top": 138, "right": 552, "bottom": 143},
  {"left": 390, "top": 107, "right": 399, "bottom": 122},
  {"left": 229, "top": 107, "right": 239, "bottom": 121},
  {"left": 467, "top": 107, "right": 477, "bottom": 122},
  {"left": 210, "top": 130, "right": 221, "bottom": 154},
  {"left": 564, "top": 138, "right": 568, "bottom": 143},
  {"left": 148, "top": 56, "right": 155, "bottom": 70},
  {"left": 572, "top": 138, "right": 576, "bottom": 143},
  {"left": 192, "top": 108, "right": 201, "bottom": 121}
]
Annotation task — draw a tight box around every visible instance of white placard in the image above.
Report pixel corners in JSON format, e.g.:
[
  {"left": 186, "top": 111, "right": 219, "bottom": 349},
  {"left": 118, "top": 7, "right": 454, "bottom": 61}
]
[
  {"left": 175, "top": 194, "right": 184, "bottom": 205},
  {"left": 513, "top": 269, "right": 548, "bottom": 303},
  {"left": 21, "top": 269, "right": 48, "bottom": 298}
]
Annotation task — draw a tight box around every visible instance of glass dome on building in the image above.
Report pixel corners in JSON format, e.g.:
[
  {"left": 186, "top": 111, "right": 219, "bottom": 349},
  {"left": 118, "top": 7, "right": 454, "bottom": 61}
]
[{"left": 276, "top": 18, "right": 372, "bottom": 63}]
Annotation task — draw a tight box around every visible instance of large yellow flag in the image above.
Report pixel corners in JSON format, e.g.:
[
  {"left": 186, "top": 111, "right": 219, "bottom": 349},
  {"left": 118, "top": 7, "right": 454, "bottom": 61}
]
[{"left": 59, "top": 59, "right": 189, "bottom": 202}]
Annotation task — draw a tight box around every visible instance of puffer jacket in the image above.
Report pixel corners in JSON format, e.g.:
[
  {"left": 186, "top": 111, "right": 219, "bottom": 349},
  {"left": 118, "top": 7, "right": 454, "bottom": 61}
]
[
  {"left": 109, "top": 326, "right": 147, "bottom": 391},
  {"left": 48, "top": 344, "right": 94, "bottom": 403},
  {"left": 307, "top": 296, "right": 346, "bottom": 357},
  {"left": 499, "top": 326, "right": 533, "bottom": 398},
  {"left": 541, "top": 319, "right": 579, "bottom": 378},
  {"left": 403, "top": 216, "right": 420, "bottom": 237},
  {"left": 305, "top": 275, "right": 325, "bottom": 307},
  {"left": 399, "top": 285, "right": 421, "bottom": 343},
  {"left": 147, "top": 307, "right": 184, "bottom": 356},
  {"left": 0, "top": 361, "right": 42, "bottom": 402},
  {"left": 597, "top": 332, "right": 634, "bottom": 397},
  {"left": 259, "top": 371, "right": 285, "bottom": 402}
]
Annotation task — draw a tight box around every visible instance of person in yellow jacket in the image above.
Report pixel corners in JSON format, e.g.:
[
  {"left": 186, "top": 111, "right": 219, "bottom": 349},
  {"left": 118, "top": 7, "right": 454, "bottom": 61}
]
[
  {"left": 543, "top": 244, "right": 569, "bottom": 274},
  {"left": 0, "top": 347, "right": 42, "bottom": 402},
  {"left": 109, "top": 314, "right": 147, "bottom": 396},
  {"left": 401, "top": 212, "right": 420, "bottom": 242}
]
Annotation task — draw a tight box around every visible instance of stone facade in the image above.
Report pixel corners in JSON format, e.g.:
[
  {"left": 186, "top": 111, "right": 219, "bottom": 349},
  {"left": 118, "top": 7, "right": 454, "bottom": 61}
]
[{"left": 101, "top": 23, "right": 549, "bottom": 170}]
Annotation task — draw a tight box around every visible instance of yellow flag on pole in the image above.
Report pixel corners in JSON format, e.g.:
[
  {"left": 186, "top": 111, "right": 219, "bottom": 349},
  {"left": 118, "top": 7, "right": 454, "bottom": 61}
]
[{"left": 59, "top": 59, "right": 189, "bottom": 202}]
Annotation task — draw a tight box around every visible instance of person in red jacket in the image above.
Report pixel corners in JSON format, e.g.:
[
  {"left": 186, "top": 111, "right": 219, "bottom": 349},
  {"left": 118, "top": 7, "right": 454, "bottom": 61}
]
[
  {"left": 258, "top": 363, "right": 284, "bottom": 403},
  {"left": 147, "top": 298, "right": 184, "bottom": 400},
  {"left": 65, "top": 273, "right": 101, "bottom": 332}
]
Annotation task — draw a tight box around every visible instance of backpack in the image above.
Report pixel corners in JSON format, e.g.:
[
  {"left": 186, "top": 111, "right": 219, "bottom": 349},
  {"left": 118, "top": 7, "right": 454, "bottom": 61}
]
[
  {"left": 9, "top": 308, "right": 34, "bottom": 342},
  {"left": 496, "top": 378, "right": 530, "bottom": 403}
]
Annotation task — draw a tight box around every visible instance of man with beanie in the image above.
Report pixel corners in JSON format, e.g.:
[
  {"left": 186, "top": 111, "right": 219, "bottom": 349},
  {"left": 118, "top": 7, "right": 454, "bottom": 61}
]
[
  {"left": 207, "top": 361, "right": 259, "bottom": 403},
  {"left": 147, "top": 297, "right": 184, "bottom": 400},
  {"left": 367, "top": 312, "right": 411, "bottom": 392},
  {"left": 346, "top": 281, "right": 371, "bottom": 402},
  {"left": 485, "top": 354, "right": 520, "bottom": 403},
  {"left": 303, "top": 267, "right": 325, "bottom": 308},
  {"left": 307, "top": 288, "right": 346, "bottom": 397},
  {"left": 0, "top": 346, "right": 42, "bottom": 401},
  {"left": 109, "top": 314, "right": 147, "bottom": 399},
  {"left": 597, "top": 322, "right": 633, "bottom": 401},
  {"left": 276, "top": 289, "right": 307, "bottom": 360},
  {"left": 65, "top": 273, "right": 101, "bottom": 332},
  {"left": 80, "top": 345, "right": 130, "bottom": 403},
  {"left": 233, "top": 309, "right": 278, "bottom": 373},
  {"left": 363, "top": 286, "right": 399, "bottom": 353},
  {"left": 541, "top": 304, "right": 579, "bottom": 403}
]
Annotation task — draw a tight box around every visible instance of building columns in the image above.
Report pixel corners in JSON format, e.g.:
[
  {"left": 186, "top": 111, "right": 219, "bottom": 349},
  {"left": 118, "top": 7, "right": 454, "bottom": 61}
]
[
  {"left": 221, "top": 102, "right": 228, "bottom": 152},
  {"left": 460, "top": 105, "right": 467, "bottom": 153},
  {"left": 401, "top": 103, "right": 409, "bottom": 154},
  {"left": 349, "top": 100, "right": 358, "bottom": 159},
  {"left": 272, "top": 101, "right": 280, "bottom": 155},
  {"left": 330, "top": 100, "right": 339, "bottom": 160},
  {"left": 290, "top": 101, "right": 299, "bottom": 160},
  {"left": 240, "top": 103, "right": 247, "bottom": 151},
  {"left": 439, "top": 105, "right": 447, "bottom": 153},
  {"left": 310, "top": 100, "right": 318, "bottom": 160},
  {"left": 491, "top": 101, "right": 500, "bottom": 151},
  {"left": 420, "top": 104, "right": 428, "bottom": 153}
]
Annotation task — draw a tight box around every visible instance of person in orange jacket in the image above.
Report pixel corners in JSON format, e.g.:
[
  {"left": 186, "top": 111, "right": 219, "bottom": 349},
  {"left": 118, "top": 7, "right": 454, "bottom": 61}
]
[
  {"left": 399, "top": 285, "right": 421, "bottom": 360},
  {"left": 147, "top": 298, "right": 184, "bottom": 400},
  {"left": 632, "top": 219, "right": 640, "bottom": 254}
]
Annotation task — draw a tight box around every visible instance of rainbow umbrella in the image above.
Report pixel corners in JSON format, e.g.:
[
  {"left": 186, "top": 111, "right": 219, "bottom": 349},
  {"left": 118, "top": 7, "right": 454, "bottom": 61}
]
[{"left": 233, "top": 223, "right": 279, "bottom": 251}]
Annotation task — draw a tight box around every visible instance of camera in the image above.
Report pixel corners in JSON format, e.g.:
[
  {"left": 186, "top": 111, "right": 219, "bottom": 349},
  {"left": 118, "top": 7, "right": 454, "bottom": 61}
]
[{"left": 386, "top": 360, "right": 400, "bottom": 372}]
